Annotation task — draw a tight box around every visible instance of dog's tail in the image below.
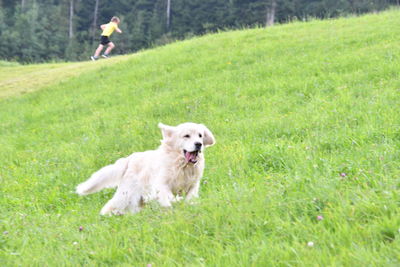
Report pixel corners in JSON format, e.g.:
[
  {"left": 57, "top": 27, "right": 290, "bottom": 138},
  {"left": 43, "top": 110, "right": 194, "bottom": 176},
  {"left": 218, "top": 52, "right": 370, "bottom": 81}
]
[{"left": 76, "top": 157, "right": 129, "bottom": 196}]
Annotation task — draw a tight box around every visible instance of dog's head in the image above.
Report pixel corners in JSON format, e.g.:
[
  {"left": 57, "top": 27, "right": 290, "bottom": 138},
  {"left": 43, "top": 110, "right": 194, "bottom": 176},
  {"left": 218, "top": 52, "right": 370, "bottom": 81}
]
[{"left": 158, "top": 122, "right": 216, "bottom": 164}]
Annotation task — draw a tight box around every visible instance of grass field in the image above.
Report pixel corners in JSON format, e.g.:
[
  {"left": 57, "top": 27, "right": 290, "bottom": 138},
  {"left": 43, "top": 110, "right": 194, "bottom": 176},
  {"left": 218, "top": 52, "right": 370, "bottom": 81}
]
[
  {"left": 0, "top": 56, "right": 135, "bottom": 99},
  {"left": 1, "top": 10, "right": 400, "bottom": 266}
]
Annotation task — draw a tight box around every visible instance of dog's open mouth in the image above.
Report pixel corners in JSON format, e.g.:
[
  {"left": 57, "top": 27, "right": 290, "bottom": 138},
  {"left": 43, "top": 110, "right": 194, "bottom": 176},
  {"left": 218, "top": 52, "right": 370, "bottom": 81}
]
[{"left": 183, "top": 150, "right": 199, "bottom": 164}]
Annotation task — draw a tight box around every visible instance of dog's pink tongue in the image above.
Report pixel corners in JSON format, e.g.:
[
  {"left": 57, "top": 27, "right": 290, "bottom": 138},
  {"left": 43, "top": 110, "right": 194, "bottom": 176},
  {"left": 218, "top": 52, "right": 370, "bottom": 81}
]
[
  {"left": 185, "top": 151, "right": 191, "bottom": 162},
  {"left": 185, "top": 151, "right": 195, "bottom": 162}
]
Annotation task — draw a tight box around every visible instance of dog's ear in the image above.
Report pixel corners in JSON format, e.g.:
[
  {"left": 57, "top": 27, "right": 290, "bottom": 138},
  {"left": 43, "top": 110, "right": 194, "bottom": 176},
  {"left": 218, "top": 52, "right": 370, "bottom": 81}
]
[
  {"left": 202, "top": 125, "right": 216, "bottom": 147},
  {"left": 158, "top": 123, "right": 175, "bottom": 140}
]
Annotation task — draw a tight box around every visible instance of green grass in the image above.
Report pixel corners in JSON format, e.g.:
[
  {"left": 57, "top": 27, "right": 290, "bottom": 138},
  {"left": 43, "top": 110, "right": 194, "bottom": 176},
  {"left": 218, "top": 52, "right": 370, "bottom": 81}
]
[
  {"left": 1, "top": 10, "right": 400, "bottom": 266},
  {"left": 0, "top": 55, "right": 134, "bottom": 98}
]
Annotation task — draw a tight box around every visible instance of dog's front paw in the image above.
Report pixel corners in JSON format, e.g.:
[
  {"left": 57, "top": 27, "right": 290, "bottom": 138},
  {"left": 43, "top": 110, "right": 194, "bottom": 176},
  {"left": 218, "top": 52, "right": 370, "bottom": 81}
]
[
  {"left": 76, "top": 182, "right": 90, "bottom": 196},
  {"left": 172, "top": 196, "right": 184, "bottom": 202},
  {"left": 157, "top": 190, "right": 175, "bottom": 207},
  {"left": 100, "top": 206, "right": 125, "bottom": 216}
]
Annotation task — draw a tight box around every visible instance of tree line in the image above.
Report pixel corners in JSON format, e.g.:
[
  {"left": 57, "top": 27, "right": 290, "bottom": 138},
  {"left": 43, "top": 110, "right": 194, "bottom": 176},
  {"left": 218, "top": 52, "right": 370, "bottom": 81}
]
[{"left": 0, "top": 0, "right": 397, "bottom": 63}]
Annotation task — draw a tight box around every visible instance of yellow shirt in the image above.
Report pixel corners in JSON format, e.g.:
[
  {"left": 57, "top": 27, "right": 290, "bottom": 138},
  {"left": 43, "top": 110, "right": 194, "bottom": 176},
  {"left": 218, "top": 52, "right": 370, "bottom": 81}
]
[{"left": 101, "top": 22, "right": 118, "bottom": 37}]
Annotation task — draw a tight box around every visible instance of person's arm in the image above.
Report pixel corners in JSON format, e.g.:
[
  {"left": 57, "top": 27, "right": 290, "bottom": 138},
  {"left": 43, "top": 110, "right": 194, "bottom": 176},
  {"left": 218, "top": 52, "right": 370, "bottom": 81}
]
[
  {"left": 100, "top": 24, "right": 106, "bottom": 30},
  {"left": 116, "top": 27, "right": 122, "bottom": 34}
]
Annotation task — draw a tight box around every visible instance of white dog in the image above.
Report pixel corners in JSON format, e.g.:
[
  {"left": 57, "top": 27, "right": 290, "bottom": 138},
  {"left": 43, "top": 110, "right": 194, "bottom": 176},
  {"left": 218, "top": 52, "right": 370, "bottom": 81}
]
[{"left": 76, "top": 122, "right": 215, "bottom": 215}]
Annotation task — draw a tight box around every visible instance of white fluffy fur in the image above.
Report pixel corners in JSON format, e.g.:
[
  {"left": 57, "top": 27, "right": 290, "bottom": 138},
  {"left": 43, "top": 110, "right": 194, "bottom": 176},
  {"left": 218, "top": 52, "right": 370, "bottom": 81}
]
[{"left": 76, "top": 122, "right": 215, "bottom": 215}]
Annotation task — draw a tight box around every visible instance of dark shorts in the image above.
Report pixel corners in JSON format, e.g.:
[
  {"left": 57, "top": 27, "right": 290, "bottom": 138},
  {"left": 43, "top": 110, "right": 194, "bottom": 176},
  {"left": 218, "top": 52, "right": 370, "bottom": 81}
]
[{"left": 100, "top": 35, "right": 111, "bottom": 45}]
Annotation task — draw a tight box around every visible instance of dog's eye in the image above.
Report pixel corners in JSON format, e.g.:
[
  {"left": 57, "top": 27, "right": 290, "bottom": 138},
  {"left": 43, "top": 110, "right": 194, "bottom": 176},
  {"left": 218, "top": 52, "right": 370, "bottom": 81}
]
[
  {"left": 199, "top": 133, "right": 202, "bottom": 138},
  {"left": 184, "top": 134, "right": 190, "bottom": 138}
]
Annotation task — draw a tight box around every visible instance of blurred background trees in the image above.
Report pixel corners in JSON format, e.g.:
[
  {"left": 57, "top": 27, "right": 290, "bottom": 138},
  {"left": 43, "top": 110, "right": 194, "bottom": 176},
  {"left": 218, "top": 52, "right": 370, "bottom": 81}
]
[{"left": 0, "top": 0, "right": 397, "bottom": 62}]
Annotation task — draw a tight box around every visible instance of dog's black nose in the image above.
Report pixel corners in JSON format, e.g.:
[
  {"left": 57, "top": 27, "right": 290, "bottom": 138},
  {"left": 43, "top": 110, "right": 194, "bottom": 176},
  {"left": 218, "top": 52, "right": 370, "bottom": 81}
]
[{"left": 195, "top": 142, "right": 202, "bottom": 150}]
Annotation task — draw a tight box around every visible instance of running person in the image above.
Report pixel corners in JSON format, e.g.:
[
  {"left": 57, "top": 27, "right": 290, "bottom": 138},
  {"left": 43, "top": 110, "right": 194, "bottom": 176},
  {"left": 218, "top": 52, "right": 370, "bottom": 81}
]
[{"left": 91, "top": 16, "right": 122, "bottom": 61}]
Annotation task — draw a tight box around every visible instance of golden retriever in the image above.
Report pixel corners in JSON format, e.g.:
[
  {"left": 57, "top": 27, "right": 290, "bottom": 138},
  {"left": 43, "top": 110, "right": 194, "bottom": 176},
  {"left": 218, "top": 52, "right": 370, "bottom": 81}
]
[{"left": 76, "top": 122, "right": 215, "bottom": 215}]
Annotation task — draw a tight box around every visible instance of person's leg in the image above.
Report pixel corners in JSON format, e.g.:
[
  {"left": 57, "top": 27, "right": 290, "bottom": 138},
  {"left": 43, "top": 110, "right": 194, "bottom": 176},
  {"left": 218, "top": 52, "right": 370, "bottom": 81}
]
[
  {"left": 94, "top": 44, "right": 104, "bottom": 57},
  {"left": 103, "top": 42, "right": 115, "bottom": 56},
  {"left": 91, "top": 44, "right": 104, "bottom": 60}
]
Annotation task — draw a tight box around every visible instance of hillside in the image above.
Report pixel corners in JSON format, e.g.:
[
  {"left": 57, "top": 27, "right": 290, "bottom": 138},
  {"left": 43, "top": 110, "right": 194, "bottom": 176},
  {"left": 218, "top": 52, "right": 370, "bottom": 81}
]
[
  {"left": 0, "top": 56, "right": 134, "bottom": 98},
  {"left": 1, "top": 10, "right": 400, "bottom": 266}
]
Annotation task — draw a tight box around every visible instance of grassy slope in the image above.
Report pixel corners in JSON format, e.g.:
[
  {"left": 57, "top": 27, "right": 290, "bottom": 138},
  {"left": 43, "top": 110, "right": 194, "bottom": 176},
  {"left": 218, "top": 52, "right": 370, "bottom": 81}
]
[
  {"left": 1, "top": 10, "right": 400, "bottom": 266},
  {"left": 0, "top": 56, "right": 134, "bottom": 98}
]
